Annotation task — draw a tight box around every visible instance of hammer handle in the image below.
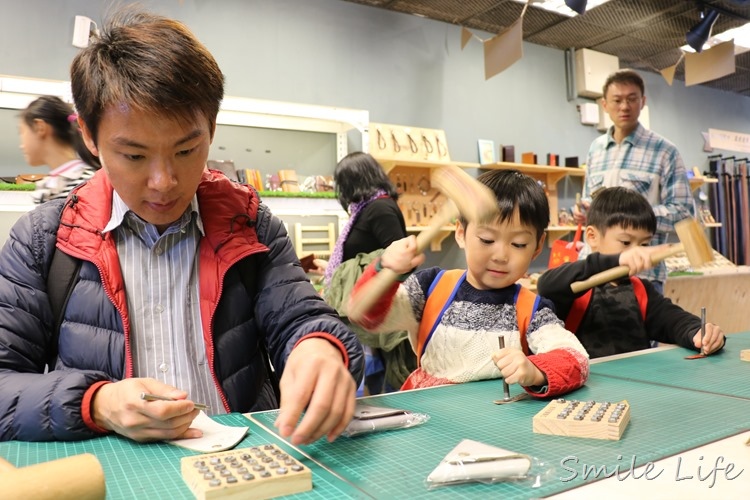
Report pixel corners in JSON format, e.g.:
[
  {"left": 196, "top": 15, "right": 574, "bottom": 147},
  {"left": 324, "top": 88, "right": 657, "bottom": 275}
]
[
  {"left": 570, "top": 244, "right": 684, "bottom": 294},
  {"left": 413, "top": 201, "right": 459, "bottom": 253},
  {"left": 347, "top": 202, "right": 458, "bottom": 322},
  {"left": 0, "top": 453, "right": 105, "bottom": 500},
  {"left": 0, "top": 456, "right": 15, "bottom": 472}
]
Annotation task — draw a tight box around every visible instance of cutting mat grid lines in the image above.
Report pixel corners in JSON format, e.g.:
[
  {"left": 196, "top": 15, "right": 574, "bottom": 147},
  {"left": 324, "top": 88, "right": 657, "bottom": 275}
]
[
  {"left": 591, "top": 332, "right": 750, "bottom": 399},
  {"left": 252, "top": 377, "right": 750, "bottom": 499},
  {"left": 0, "top": 413, "right": 365, "bottom": 499}
]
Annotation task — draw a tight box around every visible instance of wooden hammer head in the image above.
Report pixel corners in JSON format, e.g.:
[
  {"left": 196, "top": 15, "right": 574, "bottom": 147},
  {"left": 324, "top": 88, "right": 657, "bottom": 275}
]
[
  {"left": 431, "top": 165, "right": 498, "bottom": 225},
  {"left": 346, "top": 165, "right": 496, "bottom": 325},
  {"left": 674, "top": 218, "right": 714, "bottom": 268}
]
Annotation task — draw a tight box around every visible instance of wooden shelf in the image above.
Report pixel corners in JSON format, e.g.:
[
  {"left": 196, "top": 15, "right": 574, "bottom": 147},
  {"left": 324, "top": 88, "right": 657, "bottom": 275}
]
[
  {"left": 689, "top": 176, "right": 719, "bottom": 192},
  {"left": 382, "top": 160, "right": 586, "bottom": 252},
  {"left": 378, "top": 159, "right": 454, "bottom": 174},
  {"left": 480, "top": 162, "right": 585, "bottom": 186},
  {"left": 480, "top": 163, "right": 585, "bottom": 243},
  {"left": 406, "top": 226, "right": 455, "bottom": 251},
  {"left": 453, "top": 161, "right": 480, "bottom": 169}
]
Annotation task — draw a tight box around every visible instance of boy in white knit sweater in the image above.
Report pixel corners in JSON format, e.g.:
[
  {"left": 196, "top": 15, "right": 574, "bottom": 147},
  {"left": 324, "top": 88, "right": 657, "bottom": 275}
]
[{"left": 350, "top": 169, "right": 589, "bottom": 398}]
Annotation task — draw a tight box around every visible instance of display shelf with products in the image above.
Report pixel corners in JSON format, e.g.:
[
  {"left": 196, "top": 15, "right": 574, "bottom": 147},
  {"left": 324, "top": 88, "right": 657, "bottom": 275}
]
[
  {"left": 370, "top": 122, "right": 468, "bottom": 252},
  {"left": 375, "top": 153, "right": 589, "bottom": 251},
  {"left": 385, "top": 164, "right": 455, "bottom": 251}
]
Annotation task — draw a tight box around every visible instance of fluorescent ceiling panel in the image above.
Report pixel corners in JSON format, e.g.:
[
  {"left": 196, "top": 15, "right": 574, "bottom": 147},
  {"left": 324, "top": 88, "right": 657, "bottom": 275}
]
[{"left": 510, "top": 0, "right": 612, "bottom": 17}]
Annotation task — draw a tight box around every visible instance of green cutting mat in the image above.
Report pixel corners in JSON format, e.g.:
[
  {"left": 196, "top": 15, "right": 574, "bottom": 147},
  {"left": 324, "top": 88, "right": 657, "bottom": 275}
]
[
  {"left": 591, "top": 331, "right": 750, "bottom": 399},
  {"left": 252, "top": 376, "right": 750, "bottom": 499},
  {"left": 0, "top": 413, "right": 368, "bottom": 499}
]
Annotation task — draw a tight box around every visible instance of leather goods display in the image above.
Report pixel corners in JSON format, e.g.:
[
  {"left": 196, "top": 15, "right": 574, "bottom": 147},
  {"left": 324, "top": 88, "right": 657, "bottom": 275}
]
[
  {"left": 369, "top": 122, "right": 451, "bottom": 164},
  {"left": 15, "top": 173, "right": 46, "bottom": 185},
  {"left": 278, "top": 169, "right": 300, "bottom": 192}
]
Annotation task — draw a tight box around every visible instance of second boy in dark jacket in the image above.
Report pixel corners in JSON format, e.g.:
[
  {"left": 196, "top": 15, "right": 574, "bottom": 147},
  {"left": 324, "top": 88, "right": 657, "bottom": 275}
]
[{"left": 538, "top": 187, "right": 724, "bottom": 358}]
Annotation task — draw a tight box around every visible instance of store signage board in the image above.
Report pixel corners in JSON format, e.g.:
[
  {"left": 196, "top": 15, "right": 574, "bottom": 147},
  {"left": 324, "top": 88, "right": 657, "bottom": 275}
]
[{"left": 707, "top": 128, "right": 750, "bottom": 154}]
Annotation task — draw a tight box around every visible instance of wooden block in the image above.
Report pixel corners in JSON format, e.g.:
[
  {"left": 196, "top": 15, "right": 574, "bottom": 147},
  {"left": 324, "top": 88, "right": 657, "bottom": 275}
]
[
  {"left": 181, "top": 444, "right": 312, "bottom": 499},
  {"left": 741, "top": 349, "right": 750, "bottom": 362},
  {"left": 533, "top": 399, "right": 630, "bottom": 440}
]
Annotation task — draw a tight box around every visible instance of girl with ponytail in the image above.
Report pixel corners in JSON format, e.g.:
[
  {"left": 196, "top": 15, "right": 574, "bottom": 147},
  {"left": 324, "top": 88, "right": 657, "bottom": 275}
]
[{"left": 18, "top": 95, "right": 100, "bottom": 203}]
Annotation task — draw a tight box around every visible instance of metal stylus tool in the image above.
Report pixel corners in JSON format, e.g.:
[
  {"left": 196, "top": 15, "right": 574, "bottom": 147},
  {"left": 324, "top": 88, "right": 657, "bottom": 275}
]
[
  {"left": 700, "top": 307, "right": 706, "bottom": 355},
  {"left": 493, "top": 336, "right": 528, "bottom": 405},
  {"left": 498, "top": 336, "right": 512, "bottom": 401},
  {"left": 140, "top": 392, "right": 209, "bottom": 411}
]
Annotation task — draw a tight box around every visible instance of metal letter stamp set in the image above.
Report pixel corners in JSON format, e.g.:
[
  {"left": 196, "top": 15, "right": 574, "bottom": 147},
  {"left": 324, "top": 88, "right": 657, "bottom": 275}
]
[
  {"left": 180, "top": 444, "right": 312, "bottom": 499},
  {"left": 532, "top": 399, "right": 631, "bottom": 440}
]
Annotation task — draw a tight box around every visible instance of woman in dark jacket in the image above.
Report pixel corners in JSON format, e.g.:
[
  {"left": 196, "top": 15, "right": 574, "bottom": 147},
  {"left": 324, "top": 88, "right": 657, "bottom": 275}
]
[{"left": 322, "top": 152, "right": 412, "bottom": 395}]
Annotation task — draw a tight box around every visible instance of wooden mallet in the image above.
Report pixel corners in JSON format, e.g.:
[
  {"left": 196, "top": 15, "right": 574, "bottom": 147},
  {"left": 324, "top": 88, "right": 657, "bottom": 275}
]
[
  {"left": 570, "top": 218, "right": 713, "bottom": 294},
  {"left": 347, "top": 165, "right": 497, "bottom": 323},
  {"left": 0, "top": 453, "right": 105, "bottom": 500}
]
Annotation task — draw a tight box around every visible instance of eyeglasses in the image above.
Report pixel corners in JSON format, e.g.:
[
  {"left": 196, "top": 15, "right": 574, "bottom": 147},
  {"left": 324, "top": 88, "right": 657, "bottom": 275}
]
[{"left": 607, "top": 96, "right": 641, "bottom": 107}]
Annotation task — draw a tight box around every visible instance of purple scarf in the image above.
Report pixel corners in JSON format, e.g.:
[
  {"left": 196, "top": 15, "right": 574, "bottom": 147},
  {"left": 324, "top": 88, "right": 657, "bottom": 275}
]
[{"left": 324, "top": 190, "right": 388, "bottom": 284}]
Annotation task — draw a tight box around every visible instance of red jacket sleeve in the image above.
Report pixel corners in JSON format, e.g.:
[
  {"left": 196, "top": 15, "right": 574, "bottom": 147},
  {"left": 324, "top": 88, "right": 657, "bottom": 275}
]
[
  {"left": 348, "top": 260, "right": 400, "bottom": 330},
  {"left": 524, "top": 348, "right": 590, "bottom": 398}
]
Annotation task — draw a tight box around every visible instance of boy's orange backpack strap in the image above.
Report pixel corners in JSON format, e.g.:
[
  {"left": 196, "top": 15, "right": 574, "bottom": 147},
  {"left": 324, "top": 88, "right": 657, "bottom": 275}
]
[
  {"left": 513, "top": 285, "right": 540, "bottom": 355},
  {"left": 565, "top": 278, "right": 648, "bottom": 334},
  {"left": 416, "top": 269, "right": 466, "bottom": 367}
]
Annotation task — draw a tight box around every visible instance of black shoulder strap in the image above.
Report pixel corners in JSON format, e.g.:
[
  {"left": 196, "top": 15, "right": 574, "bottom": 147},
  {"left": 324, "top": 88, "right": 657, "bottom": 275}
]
[
  {"left": 47, "top": 248, "right": 82, "bottom": 367},
  {"left": 236, "top": 254, "right": 280, "bottom": 403}
]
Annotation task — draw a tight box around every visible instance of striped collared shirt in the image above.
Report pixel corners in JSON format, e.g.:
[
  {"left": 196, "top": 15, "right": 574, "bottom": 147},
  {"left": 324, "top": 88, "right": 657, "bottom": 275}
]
[
  {"left": 102, "top": 192, "right": 225, "bottom": 414},
  {"left": 582, "top": 123, "right": 694, "bottom": 283}
]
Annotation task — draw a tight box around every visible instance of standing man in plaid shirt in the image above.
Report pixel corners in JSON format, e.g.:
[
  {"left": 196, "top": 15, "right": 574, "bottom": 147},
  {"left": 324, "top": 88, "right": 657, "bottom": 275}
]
[{"left": 573, "top": 69, "right": 693, "bottom": 293}]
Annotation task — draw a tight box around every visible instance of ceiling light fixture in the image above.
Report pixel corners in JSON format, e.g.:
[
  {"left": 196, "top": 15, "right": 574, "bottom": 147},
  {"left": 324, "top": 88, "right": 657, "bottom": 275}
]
[
  {"left": 687, "top": 9, "right": 720, "bottom": 53},
  {"left": 511, "top": 0, "right": 609, "bottom": 18},
  {"left": 565, "top": 0, "right": 587, "bottom": 15}
]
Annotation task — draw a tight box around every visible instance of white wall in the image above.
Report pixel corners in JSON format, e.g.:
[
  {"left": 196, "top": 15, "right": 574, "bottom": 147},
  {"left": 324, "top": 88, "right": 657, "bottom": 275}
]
[{"left": 1, "top": 0, "right": 748, "bottom": 270}]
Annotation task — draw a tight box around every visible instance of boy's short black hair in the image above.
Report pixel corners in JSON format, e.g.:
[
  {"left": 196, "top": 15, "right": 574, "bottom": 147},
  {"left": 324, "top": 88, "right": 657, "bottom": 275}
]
[
  {"left": 587, "top": 186, "right": 656, "bottom": 235},
  {"left": 459, "top": 169, "right": 549, "bottom": 242}
]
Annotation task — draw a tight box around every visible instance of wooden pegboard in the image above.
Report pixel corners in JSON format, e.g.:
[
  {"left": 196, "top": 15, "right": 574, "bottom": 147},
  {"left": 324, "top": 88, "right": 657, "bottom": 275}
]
[{"left": 369, "top": 122, "right": 451, "bottom": 164}]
